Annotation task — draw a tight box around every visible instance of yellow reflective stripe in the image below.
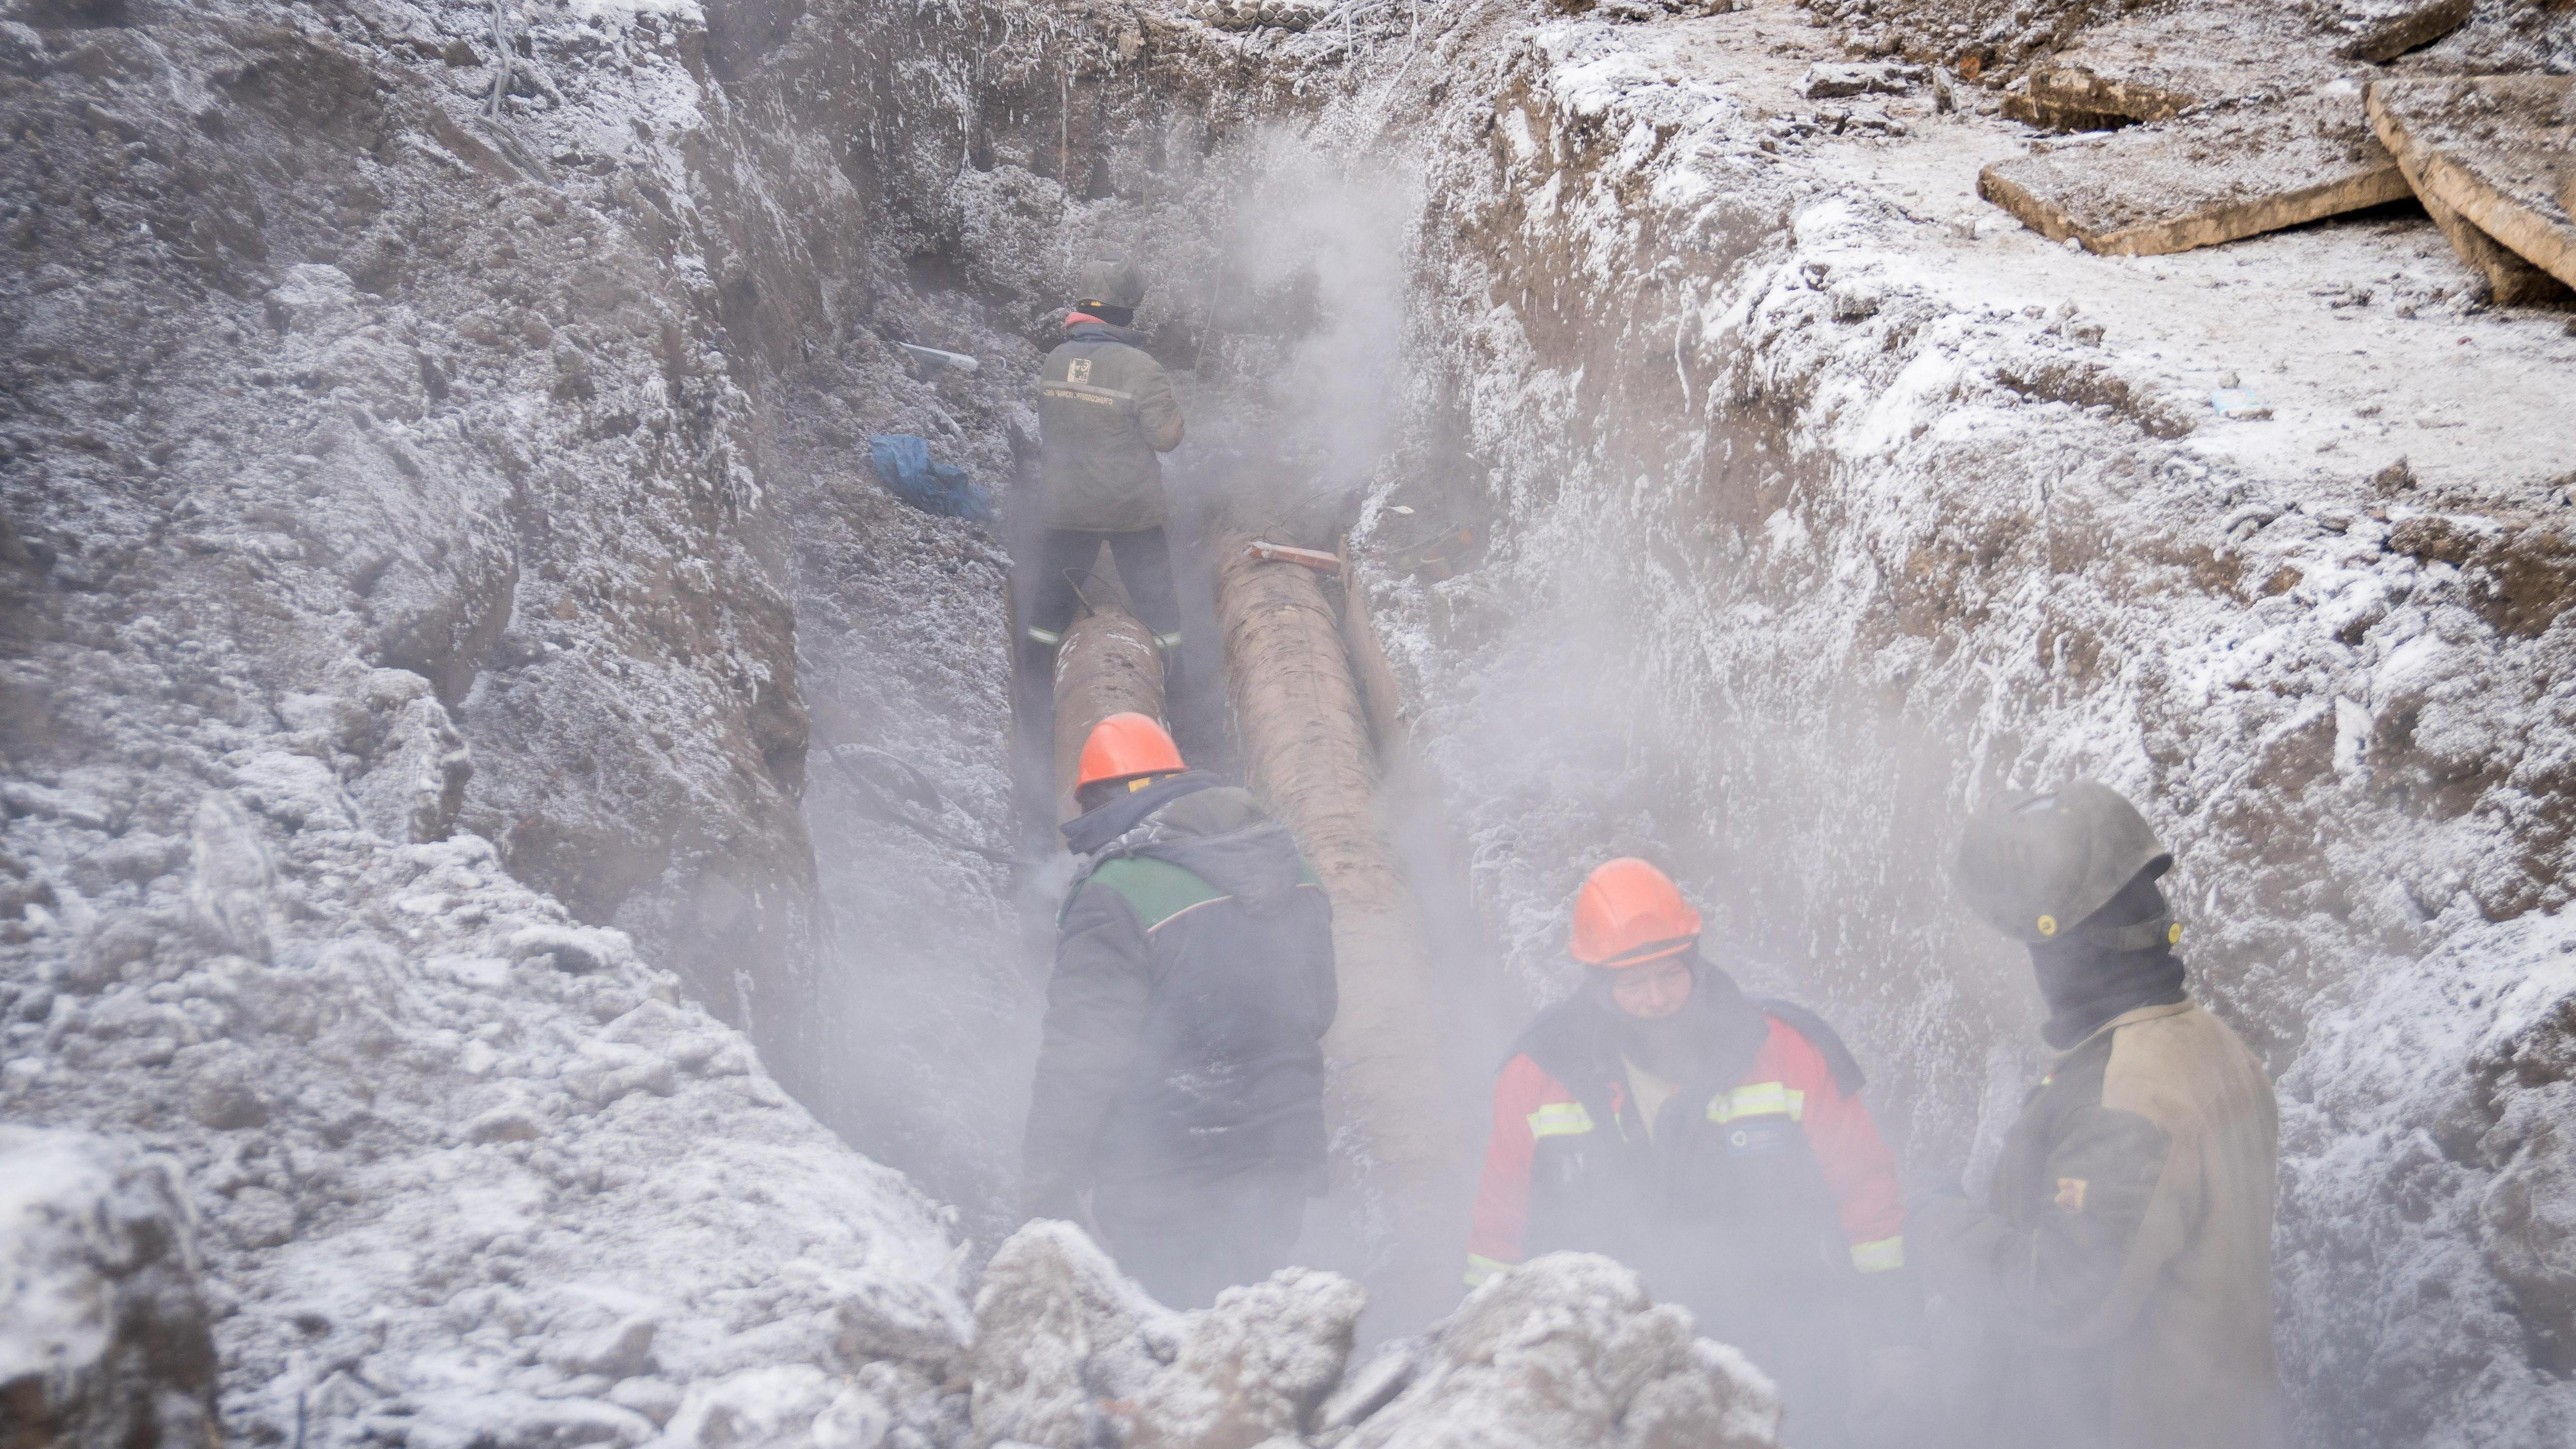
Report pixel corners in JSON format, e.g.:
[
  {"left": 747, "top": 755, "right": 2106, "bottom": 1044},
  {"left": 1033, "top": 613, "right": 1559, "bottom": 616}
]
[
  {"left": 1528, "top": 1102, "right": 1595, "bottom": 1138},
  {"left": 1039, "top": 387, "right": 1125, "bottom": 408},
  {"left": 1040, "top": 380, "right": 1138, "bottom": 404},
  {"left": 1851, "top": 1236, "right": 1905, "bottom": 1273},
  {"left": 1464, "top": 1253, "right": 1515, "bottom": 1287},
  {"left": 1706, "top": 1081, "right": 1805, "bottom": 1123}
]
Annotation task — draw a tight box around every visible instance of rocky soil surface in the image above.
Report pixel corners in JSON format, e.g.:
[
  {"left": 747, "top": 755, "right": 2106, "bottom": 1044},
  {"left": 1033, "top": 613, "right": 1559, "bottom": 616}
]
[
  {"left": 2, "top": 1126, "right": 222, "bottom": 1448},
  {"left": 0, "top": 0, "right": 1061, "bottom": 1439},
  {"left": 6, "top": 0, "right": 2576, "bottom": 1442},
  {"left": 965, "top": 1225, "right": 1782, "bottom": 1449}
]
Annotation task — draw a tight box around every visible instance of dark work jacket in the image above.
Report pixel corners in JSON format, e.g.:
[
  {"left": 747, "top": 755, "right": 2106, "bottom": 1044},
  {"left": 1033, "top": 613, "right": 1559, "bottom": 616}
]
[
  {"left": 1024, "top": 776, "right": 1335, "bottom": 1197},
  {"left": 1468, "top": 963, "right": 1909, "bottom": 1427},
  {"left": 1037, "top": 320, "right": 1184, "bottom": 533},
  {"left": 1913, "top": 1000, "right": 2281, "bottom": 1449}
]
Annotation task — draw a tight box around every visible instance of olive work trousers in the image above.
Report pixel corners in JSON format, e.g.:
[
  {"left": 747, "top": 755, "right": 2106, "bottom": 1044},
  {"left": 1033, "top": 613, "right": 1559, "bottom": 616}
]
[
  {"left": 1025, "top": 526, "right": 1183, "bottom": 645},
  {"left": 1091, "top": 1169, "right": 1308, "bottom": 1310}
]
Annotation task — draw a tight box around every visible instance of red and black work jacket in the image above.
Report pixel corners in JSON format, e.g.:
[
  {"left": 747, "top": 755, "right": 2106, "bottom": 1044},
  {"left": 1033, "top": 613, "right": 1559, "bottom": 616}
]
[{"left": 1469, "top": 962, "right": 1908, "bottom": 1360}]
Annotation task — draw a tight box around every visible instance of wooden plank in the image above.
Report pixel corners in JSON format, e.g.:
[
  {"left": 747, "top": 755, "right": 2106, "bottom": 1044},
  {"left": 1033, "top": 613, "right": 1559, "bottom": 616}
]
[
  {"left": 2368, "top": 77, "right": 2575, "bottom": 304},
  {"left": 1980, "top": 90, "right": 2410, "bottom": 256}
]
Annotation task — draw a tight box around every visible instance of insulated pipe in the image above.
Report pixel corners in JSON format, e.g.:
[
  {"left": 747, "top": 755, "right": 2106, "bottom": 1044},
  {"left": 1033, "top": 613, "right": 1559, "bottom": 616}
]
[
  {"left": 1051, "top": 566, "right": 1167, "bottom": 825},
  {"left": 1214, "top": 533, "right": 1465, "bottom": 1305}
]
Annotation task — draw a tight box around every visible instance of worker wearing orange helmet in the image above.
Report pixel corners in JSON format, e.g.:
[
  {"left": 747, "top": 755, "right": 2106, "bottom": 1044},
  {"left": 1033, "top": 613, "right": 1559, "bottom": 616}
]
[
  {"left": 1468, "top": 858, "right": 1925, "bottom": 1448},
  {"left": 1021, "top": 713, "right": 1338, "bottom": 1307}
]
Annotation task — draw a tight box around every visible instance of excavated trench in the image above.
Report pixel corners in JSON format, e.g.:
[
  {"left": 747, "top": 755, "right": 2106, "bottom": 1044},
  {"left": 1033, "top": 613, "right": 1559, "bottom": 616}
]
[
  {"left": 1016, "top": 487, "right": 1483, "bottom": 1331},
  {"left": 847, "top": 1, "right": 2576, "bottom": 1441},
  {"left": 8, "top": 0, "right": 2576, "bottom": 1443}
]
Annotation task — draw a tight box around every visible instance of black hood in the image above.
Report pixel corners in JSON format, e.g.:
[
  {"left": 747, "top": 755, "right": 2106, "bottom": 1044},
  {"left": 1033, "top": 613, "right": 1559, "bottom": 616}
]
[
  {"left": 1065, "top": 318, "right": 1149, "bottom": 348},
  {"left": 1130, "top": 787, "right": 1307, "bottom": 915},
  {"left": 1062, "top": 772, "right": 1306, "bottom": 915},
  {"left": 1519, "top": 952, "right": 1768, "bottom": 1086},
  {"left": 1060, "top": 770, "right": 1222, "bottom": 857},
  {"left": 2028, "top": 873, "right": 2189, "bottom": 1049}
]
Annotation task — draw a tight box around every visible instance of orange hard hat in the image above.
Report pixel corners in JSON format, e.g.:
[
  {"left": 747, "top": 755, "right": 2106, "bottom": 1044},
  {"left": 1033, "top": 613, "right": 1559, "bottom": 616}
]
[
  {"left": 1075, "top": 712, "right": 1185, "bottom": 791},
  {"left": 1571, "top": 858, "right": 1703, "bottom": 968}
]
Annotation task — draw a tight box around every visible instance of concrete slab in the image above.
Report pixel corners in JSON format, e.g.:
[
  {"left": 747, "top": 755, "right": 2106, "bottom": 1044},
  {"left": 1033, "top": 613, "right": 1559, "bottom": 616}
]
[
  {"left": 2022, "top": 6, "right": 2348, "bottom": 126},
  {"left": 1979, "top": 88, "right": 2411, "bottom": 256},
  {"left": 2000, "top": 92, "right": 2137, "bottom": 133},
  {"left": 2318, "top": 0, "right": 2475, "bottom": 61},
  {"left": 2369, "top": 75, "right": 2576, "bottom": 302},
  {"left": 1802, "top": 61, "right": 1926, "bottom": 100},
  {"left": 2407, "top": 176, "right": 2564, "bottom": 307}
]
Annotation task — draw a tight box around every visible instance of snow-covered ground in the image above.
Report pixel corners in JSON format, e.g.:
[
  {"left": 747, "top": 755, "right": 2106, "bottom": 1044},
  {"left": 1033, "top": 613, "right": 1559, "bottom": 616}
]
[{"left": 7, "top": 0, "right": 2574, "bottom": 1441}]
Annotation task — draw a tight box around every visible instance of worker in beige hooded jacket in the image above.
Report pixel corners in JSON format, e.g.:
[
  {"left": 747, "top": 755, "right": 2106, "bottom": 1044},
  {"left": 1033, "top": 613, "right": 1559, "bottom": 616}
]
[{"left": 1915, "top": 780, "right": 2282, "bottom": 1449}]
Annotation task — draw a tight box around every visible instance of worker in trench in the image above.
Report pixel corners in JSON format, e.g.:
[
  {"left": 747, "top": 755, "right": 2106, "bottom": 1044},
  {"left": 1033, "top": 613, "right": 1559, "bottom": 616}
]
[
  {"left": 1914, "top": 781, "right": 2282, "bottom": 1449},
  {"left": 1021, "top": 258, "right": 1191, "bottom": 699},
  {"left": 1018, "top": 712, "right": 1338, "bottom": 1308},
  {"left": 1467, "top": 857, "right": 1930, "bottom": 1448}
]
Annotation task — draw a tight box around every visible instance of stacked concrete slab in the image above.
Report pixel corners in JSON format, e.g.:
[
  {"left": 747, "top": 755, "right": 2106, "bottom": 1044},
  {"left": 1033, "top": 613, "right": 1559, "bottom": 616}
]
[
  {"left": 2002, "top": 6, "right": 2348, "bottom": 131},
  {"left": 1976, "top": 0, "right": 2576, "bottom": 299},
  {"left": 2368, "top": 75, "right": 2576, "bottom": 303},
  {"left": 1983, "top": 86, "right": 2411, "bottom": 255}
]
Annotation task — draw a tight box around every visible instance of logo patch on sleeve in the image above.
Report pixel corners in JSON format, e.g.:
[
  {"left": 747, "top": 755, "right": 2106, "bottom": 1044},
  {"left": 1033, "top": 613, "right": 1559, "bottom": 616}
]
[{"left": 2053, "top": 1177, "right": 2089, "bottom": 1213}]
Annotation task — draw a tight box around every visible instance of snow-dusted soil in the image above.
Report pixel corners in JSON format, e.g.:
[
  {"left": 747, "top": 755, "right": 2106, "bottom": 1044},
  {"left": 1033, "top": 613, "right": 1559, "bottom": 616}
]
[
  {"left": 0, "top": 0, "right": 1008, "bottom": 1440},
  {"left": 1355, "top": 2, "right": 2576, "bottom": 1443},
  {"left": 2, "top": 1126, "right": 221, "bottom": 1445},
  {"left": 8, "top": 0, "right": 2575, "bottom": 1440},
  {"left": 965, "top": 1221, "right": 1782, "bottom": 1449}
]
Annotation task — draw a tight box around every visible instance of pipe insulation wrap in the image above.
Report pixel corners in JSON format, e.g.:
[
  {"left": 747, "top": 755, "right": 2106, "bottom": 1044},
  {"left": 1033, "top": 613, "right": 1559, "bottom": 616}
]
[
  {"left": 1214, "top": 533, "right": 1467, "bottom": 1290},
  {"left": 1051, "top": 599, "right": 1167, "bottom": 824}
]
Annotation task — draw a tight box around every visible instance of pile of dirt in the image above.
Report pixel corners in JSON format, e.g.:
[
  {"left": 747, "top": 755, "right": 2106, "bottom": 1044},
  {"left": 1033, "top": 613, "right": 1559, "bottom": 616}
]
[
  {"left": 965, "top": 1221, "right": 1781, "bottom": 1449},
  {"left": 0, "top": 1127, "right": 220, "bottom": 1449}
]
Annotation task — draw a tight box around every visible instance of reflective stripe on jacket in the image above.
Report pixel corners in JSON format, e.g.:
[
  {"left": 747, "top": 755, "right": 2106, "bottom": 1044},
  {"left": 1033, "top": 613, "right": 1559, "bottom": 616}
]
[{"left": 1468, "top": 1009, "right": 1907, "bottom": 1294}]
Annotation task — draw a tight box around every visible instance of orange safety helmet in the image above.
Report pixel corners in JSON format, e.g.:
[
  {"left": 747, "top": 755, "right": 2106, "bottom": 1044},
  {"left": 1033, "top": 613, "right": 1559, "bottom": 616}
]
[
  {"left": 1075, "top": 712, "right": 1185, "bottom": 792},
  {"left": 1570, "top": 857, "right": 1703, "bottom": 968}
]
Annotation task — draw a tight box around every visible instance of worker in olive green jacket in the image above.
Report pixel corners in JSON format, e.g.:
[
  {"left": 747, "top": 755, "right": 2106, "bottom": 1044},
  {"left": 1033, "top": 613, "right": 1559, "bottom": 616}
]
[
  {"left": 1917, "top": 780, "right": 2282, "bottom": 1449},
  {"left": 1023, "top": 259, "right": 1187, "bottom": 662}
]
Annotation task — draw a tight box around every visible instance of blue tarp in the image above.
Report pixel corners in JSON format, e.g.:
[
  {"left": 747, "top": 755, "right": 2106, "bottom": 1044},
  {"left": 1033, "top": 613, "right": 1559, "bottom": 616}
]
[{"left": 867, "top": 434, "right": 993, "bottom": 522}]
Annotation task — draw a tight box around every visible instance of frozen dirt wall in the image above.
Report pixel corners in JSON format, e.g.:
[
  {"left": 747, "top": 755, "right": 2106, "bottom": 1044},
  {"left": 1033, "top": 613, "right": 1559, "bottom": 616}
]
[
  {"left": 0, "top": 0, "right": 1022, "bottom": 1437},
  {"left": 1359, "top": 10, "right": 2576, "bottom": 1447}
]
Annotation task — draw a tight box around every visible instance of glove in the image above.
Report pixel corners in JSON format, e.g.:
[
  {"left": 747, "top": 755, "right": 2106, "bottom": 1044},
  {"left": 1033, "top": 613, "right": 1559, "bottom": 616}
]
[{"left": 1847, "top": 1343, "right": 1937, "bottom": 1449}]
